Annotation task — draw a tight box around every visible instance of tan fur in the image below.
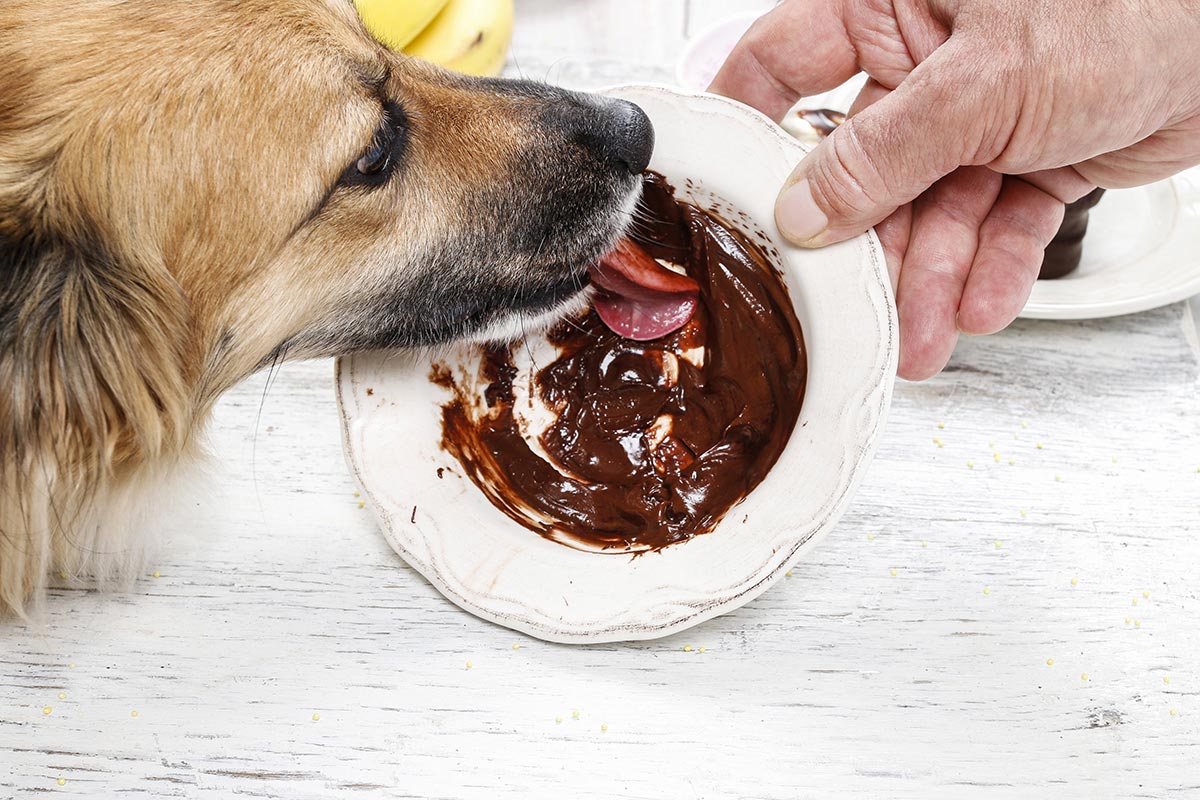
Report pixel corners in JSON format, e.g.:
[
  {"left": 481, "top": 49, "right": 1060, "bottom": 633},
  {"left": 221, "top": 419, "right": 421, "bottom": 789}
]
[{"left": 0, "top": 0, "right": 639, "bottom": 616}]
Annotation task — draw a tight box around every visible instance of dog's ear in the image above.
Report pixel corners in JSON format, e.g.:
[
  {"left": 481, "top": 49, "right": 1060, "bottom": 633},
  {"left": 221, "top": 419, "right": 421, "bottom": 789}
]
[
  {"left": 0, "top": 214, "right": 193, "bottom": 619},
  {"left": 0, "top": 224, "right": 192, "bottom": 470}
]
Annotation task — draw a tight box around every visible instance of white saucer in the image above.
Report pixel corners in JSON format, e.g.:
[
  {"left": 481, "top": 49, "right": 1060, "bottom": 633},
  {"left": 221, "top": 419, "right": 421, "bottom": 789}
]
[{"left": 1021, "top": 169, "right": 1200, "bottom": 319}]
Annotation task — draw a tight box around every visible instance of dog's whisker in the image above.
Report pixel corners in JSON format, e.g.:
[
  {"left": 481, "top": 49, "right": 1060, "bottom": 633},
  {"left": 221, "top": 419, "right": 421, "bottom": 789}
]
[
  {"left": 556, "top": 313, "right": 594, "bottom": 340},
  {"left": 508, "top": 48, "right": 525, "bottom": 81},
  {"left": 632, "top": 196, "right": 675, "bottom": 226},
  {"left": 250, "top": 343, "right": 287, "bottom": 519},
  {"left": 519, "top": 316, "right": 540, "bottom": 374}
]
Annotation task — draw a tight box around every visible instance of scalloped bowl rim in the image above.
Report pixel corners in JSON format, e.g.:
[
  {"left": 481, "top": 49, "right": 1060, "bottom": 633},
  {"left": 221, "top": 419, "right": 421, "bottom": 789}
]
[{"left": 336, "top": 83, "right": 898, "bottom": 643}]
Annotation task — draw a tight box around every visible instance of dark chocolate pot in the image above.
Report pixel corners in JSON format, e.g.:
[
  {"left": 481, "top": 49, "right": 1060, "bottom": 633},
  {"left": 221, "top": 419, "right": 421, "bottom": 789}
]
[{"left": 1039, "top": 187, "right": 1106, "bottom": 279}]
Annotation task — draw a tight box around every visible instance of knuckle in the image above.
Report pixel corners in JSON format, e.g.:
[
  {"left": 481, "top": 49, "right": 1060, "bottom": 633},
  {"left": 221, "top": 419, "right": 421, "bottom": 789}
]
[{"left": 808, "top": 122, "right": 889, "bottom": 222}]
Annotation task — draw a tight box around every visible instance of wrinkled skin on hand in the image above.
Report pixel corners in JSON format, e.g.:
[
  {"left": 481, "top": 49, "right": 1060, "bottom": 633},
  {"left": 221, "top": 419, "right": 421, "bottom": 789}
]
[{"left": 711, "top": 0, "right": 1200, "bottom": 379}]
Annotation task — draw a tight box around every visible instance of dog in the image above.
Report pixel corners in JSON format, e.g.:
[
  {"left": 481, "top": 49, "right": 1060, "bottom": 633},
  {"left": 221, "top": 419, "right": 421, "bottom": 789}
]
[{"left": 0, "top": 0, "right": 654, "bottom": 616}]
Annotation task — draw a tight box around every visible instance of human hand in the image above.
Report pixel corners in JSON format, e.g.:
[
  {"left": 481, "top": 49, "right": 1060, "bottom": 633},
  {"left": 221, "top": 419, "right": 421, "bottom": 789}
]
[{"left": 710, "top": 0, "right": 1200, "bottom": 379}]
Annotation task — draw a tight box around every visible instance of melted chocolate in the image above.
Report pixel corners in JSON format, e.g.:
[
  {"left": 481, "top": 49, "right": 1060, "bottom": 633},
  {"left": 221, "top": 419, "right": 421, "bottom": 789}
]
[
  {"left": 437, "top": 173, "right": 807, "bottom": 552},
  {"left": 1039, "top": 187, "right": 1106, "bottom": 280}
]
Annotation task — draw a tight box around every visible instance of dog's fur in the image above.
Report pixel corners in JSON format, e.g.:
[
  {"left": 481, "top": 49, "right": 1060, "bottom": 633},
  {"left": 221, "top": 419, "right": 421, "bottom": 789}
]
[{"left": 0, "top": 0, "right": 647, "bottom": 615}]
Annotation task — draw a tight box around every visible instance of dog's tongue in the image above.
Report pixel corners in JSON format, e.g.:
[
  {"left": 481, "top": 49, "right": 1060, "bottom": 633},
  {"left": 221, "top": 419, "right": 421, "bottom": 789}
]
[{"left": 589, "top": 239, "right": 699, "bottom": 341}]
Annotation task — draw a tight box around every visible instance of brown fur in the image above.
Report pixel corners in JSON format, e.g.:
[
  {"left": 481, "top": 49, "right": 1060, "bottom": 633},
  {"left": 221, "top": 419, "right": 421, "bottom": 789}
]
[{"left": 0, "top": 0, "right": 646, "bottom": 615}]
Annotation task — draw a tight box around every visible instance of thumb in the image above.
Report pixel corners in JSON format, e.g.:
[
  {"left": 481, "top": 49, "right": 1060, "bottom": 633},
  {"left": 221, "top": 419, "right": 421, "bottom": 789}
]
[{"left": 776, "top": 44, "right": 988, "bottom": 247}]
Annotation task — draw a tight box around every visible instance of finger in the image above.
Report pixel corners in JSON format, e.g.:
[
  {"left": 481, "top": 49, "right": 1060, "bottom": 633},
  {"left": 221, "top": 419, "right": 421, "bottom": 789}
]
[
  {"left": 1017, "top": 166, "right": 1095, "bottom": 204},
  {"left": 775, "top": 40, "right": 997, "bottom": 247},
  {"left": 847, "top": 78, "right": 889, "bottom": 118},
  {"left": 894, "top": 166, "right": 1003, "bottom": 381},
  {"left": 708, "top": 0, "right": 859, "bottom": 121},
  {"left": 873, "top": 204, "right": 911, "bottom": 295},
  {"left": 957, "top": 177, "right": 1065, "bottom": 335}
]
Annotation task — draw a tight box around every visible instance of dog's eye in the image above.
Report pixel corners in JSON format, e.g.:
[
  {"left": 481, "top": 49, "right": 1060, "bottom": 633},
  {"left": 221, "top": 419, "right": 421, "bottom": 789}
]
[
  {"left": 356, "top": 133, "right": 392, "bottom": 176},
  {"left": 338, "top": 102, "right": 408, "bottom": 188}
]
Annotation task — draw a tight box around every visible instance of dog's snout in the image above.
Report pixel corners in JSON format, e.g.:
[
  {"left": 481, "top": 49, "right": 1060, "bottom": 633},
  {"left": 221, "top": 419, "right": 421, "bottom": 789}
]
[
  {"left": 555, "top": 97, "right": 655, "bottom": 176},
  {"left": 603, "top": 100, "right": 655, "bottom": 175}
]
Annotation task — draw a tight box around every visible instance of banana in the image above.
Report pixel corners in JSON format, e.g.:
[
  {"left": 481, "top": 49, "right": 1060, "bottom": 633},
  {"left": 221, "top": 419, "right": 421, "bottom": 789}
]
[
  {"left": 353, "top": 0, "right": 452, "bottom": 51},
  {"left": 403, "top": 0, "right": 514, "bottom": 78}
]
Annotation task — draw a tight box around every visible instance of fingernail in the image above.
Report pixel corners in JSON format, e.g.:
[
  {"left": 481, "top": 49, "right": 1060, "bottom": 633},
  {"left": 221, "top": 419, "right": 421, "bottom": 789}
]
[{"left": 776, "top": 179, "right": 828, "bottom": 244}]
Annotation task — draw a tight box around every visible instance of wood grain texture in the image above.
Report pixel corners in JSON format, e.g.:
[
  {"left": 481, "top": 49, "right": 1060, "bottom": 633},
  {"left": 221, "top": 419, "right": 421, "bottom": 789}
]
[{"left": 3, "top": 2, "right": 1199, "bottom": 798}]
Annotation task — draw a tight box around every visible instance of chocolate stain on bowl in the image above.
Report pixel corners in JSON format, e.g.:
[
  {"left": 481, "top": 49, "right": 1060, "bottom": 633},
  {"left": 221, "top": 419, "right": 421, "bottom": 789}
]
[{"left": 434, "top": 173, "right": 807, "bottom": 553}]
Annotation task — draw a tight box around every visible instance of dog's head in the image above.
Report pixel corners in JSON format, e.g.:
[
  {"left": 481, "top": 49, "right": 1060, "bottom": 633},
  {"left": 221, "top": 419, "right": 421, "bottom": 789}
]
[
  {"left": 0, "top": 0, "right": 651, "bottom": 613},
  {"left": 1, "top": 0, "right": 651, "bottom": 391}
]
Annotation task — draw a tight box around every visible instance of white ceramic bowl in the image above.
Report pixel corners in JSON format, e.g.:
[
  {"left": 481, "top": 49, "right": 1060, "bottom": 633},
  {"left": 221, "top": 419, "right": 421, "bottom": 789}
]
[{"left": 336, "top": 84, "right": 897, "bottom": 643}]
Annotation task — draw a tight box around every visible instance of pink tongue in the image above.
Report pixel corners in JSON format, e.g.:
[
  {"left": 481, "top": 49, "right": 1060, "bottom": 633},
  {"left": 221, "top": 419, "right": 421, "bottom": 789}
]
[{"left": 588, "top": 239, "right": 699, "bottom": 341}]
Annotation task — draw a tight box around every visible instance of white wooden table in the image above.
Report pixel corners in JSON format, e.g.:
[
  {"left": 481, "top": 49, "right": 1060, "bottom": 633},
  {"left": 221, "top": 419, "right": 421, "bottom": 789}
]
[{"left": 4, "top": 2, "right": 1199, "bottom": 797}]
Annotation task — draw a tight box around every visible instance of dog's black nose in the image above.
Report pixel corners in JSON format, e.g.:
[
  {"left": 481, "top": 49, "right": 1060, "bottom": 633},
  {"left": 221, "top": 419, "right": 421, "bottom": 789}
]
[
  {"left": 601, "top": 100, "right": 655, "bottom": 175},
  {"left": 559, "top": 98, "right": 655, "bottom": 176}
]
